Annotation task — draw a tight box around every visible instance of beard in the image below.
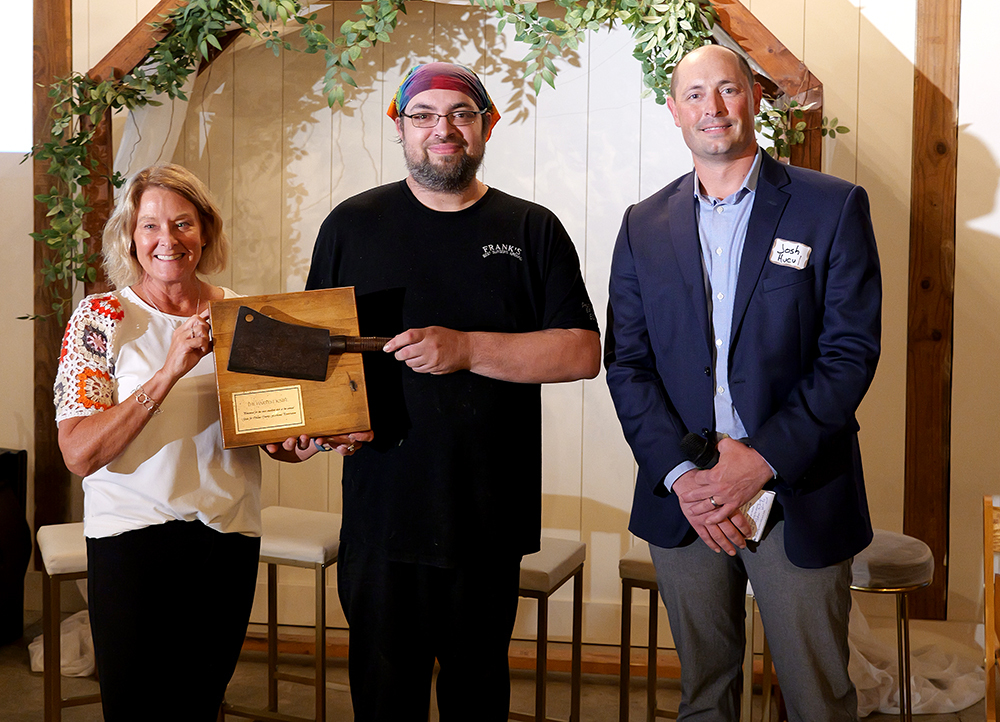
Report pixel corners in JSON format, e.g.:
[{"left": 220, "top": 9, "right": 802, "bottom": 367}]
[{"left": 404, "top": 144, "right": 484, "bottom": 193}]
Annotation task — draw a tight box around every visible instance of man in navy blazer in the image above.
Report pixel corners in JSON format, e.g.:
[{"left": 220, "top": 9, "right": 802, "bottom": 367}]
[{"left": 605, "top": 44, "right": 881, "bottom": 720}]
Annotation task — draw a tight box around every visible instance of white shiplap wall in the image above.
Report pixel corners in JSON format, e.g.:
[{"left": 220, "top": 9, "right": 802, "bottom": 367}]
[{"left": 66, "top": 0, "right": 937, "bottom": 644}]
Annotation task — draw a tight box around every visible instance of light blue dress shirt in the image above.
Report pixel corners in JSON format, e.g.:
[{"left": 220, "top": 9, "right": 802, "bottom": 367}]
[{"left": 662, "top": 150, "right": 763, "bottom": 492}]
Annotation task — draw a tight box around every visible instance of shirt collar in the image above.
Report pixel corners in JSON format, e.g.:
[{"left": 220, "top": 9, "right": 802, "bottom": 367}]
[{"left": 693, "top": 146, "right": 763, "bottom": 205}]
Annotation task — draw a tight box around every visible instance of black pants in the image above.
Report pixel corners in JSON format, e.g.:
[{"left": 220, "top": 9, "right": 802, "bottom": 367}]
[
  {"left": 87, "top": 520, "right": 260, "bottom": 722},
  {"left": 338, "top": 541, "right": 521, "bottom": 722}
]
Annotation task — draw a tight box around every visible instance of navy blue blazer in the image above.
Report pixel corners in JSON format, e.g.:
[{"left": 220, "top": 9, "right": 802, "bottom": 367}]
[{"left": 605, "top": 151, "right": 881, "bottom": 569}]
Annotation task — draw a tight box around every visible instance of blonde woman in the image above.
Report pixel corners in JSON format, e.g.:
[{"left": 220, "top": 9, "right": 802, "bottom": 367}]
[{"left": 54, "top": 164, "right": 367, "bottom": 721}]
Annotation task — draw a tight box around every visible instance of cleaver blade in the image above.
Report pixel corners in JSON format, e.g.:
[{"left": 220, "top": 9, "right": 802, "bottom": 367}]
[{"left": 226, "top": 306, "right": 389, "bottom": 382}]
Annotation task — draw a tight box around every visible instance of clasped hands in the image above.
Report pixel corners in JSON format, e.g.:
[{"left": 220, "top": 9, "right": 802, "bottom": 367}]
[
  {"left": 672, "top": 437, "right": 772, "bottom": 556},
  {"left": 264, "top": 431, "right": 374, "bottom": 459}
]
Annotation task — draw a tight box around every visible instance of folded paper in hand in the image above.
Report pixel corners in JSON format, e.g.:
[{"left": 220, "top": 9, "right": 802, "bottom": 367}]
[{"left": 740, "top": 489, "right": 775, "bottom": 543}]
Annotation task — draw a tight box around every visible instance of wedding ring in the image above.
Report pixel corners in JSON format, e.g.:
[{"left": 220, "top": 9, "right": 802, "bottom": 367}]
[
  {"left": 347, "top": 444, "right": 356, "bottom": 453},
  {"left": 709, "top": 496, "right": 721, "bottom": 508}
]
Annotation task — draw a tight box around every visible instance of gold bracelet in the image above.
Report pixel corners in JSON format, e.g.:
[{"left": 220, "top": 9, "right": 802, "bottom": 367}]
[{"left": 132, "top": 385, "right": 162, "bottom": 415}]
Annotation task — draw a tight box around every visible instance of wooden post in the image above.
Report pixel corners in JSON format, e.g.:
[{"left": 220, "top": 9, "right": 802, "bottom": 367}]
[
  {"left": 710, "top": 0, "right": 823, "bottom": 172},
  {"left": 33, "top": 0, "right": 73, "bottom": 537},
  {"left": 904, "top": 0, "right": 961, "bottom": 620},
  {"left": 81, "top": 109, "right": 114, "bottom": 296}
]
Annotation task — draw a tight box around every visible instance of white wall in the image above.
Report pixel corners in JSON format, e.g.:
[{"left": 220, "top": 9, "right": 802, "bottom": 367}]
[
  {"left": 0, "top": 155, "right": 36, "bottom": 522},
  {"left": 952, "top": 0, "right": 1000, "bottom": 623},
  {"left": 7, "top": 0, "right": 996, "bottom": 646}
]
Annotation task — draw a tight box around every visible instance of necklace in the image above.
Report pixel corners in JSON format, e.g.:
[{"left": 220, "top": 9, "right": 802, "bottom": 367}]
[{"left": 141, "top": 281, "right": 202, "bottom": 327}]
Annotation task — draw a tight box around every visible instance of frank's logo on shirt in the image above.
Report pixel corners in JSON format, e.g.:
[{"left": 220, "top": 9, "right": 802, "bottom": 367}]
[
  {"left": 769, "top": 238, "right": 812, "bottom": 270},
  {"left": 482, "top": 244, "right": 523, "bottom": 261}
]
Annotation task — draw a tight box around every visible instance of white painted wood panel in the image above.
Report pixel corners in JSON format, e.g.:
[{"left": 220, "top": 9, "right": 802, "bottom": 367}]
[
  {"left": 803, "top": 0, "right": 860, "bottom": 182},
  {"left": 852, "top": 0, "right": 914, "bottom": 539},
  {"left": 578, "top": 24, "right": 648, "bottom": 644},
  {"left": 952, "top": 0, "right": 1000, "bottom": 623},
  {"left": 70, "top": 0, "right": 928, "bottom": 638},
  {"left": 746, "top": 0, "right": 805, "bottom": 61},
  {"left": 535, "top": 33, "right": 590, "bottom": 539}
]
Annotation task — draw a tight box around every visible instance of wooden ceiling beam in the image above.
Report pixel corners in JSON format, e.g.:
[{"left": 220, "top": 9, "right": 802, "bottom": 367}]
[
  {"left": 710, "top": 0, "right": 822, "bottom": 170},
  {"left": 88, "top": 0, "right": 188, "bottom": 82}
]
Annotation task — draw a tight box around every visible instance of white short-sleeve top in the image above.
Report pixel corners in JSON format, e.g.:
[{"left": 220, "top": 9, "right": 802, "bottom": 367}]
[{"left": 54, "top": 286, "right": 262, "bottom": 539}]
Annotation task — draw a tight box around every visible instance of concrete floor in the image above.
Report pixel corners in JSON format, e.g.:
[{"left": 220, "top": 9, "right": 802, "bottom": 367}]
[{"left": 0, "top": 611, "right": 985, "bottom": 721}]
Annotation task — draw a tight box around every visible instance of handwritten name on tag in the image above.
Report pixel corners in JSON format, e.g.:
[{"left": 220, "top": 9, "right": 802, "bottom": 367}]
[{"left": 769, "top": 238, "right": 812, "bottom": 270}]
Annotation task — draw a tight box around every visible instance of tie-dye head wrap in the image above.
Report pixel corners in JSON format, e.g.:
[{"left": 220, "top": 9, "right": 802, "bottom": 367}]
[{"left": 387, "top": 62, "right": 501, "bottom": 141}]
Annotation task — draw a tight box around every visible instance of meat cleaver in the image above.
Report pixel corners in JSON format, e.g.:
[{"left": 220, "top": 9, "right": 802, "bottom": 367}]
[{"left": 227, "top": 305, "right": 391, "bottom": 382}]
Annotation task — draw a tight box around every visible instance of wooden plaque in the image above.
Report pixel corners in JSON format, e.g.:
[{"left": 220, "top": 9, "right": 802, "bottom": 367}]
[{"left": 210, "top": 288, "right": 371, "bottom": 449}]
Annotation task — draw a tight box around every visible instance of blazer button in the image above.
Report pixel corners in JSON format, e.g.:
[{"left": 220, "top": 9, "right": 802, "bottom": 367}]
[{"left": 703, "top": 366, "right": 711, "bottom": 376}]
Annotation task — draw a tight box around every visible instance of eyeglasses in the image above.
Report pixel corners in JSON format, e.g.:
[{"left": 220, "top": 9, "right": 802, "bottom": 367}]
[{"left": 400, "top": 109, "right": 488, "bottom": 128}]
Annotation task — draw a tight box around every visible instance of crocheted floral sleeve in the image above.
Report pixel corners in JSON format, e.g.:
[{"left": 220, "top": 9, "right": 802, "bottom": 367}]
[{"left": 54, "top": 293, "right": 124, "bottom": 422}]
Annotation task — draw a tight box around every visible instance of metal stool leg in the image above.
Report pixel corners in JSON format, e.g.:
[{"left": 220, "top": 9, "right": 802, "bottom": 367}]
[
  {"left": 761, "top": 635, "right": 773, "bottom": 721},
  {"left": 535, "top": 593, "right": 548, "bottom": 721},
  {"left": 570, "top": 568, "right": 582, "bottom": 722},
  {"left": 267, "top": 563, "right": 278, "bottom": 712},
  {"left": 42, "top": 570, "right": 61, "bottom": 722},
  {"left": 620, "top": 582, "right": 632, "bottom": 722},
  {"left": 315, "top": 563, "right": 326, "bottom": 722},
  {"left": 897, "top": 592, "right": 912, "bottom": 722},
  {"left": 646, "top": 588, "right": 657, "bottom": 722}
]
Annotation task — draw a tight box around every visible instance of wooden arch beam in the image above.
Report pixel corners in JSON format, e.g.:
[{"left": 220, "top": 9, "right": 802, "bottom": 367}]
[{"left": 710, "top": 0, "right": 823, "bottom": 170}]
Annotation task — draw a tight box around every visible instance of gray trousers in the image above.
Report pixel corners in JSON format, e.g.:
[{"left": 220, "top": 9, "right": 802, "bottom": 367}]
[{"left": 649, "top": 520, "right": 858, "bottom": 722}]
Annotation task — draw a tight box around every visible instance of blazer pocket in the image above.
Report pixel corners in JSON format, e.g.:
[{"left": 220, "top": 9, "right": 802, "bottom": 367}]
[{"left": 762, "top": 265, "right": 815, "bottom": 292}]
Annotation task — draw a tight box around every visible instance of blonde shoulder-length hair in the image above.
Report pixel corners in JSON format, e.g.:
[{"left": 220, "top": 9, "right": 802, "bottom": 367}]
[{"left": 102, "top": 164, "right": 230, "bottom": 290}]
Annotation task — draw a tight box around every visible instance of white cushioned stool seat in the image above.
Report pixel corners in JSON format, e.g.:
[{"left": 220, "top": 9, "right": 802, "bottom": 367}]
[
  {"left": 520, "top": 538, "right": 586, "bottom": 593},
  {"left": 259, "top": 506, "right": 341, "bottom": 565},
  {"left": 223, "top": 507, "right": 343, "bottom": 722},
  {"left": 510, "top": 538, "right": 585, "bottom": 722},
  {"left": 37, "top": 522, "right": 87, "bottom": 576},
  {"left": 852, "top": 529, "right": 934, "bottom": 591},
  {"left": 619, "top": 541, "right": 658, "bottom": 585},
  {"left": 36, "top": 522, "right": 100, "bottom": 721},
  {"left": 851, "top": 529, "right": 935, "bottom": 722}
]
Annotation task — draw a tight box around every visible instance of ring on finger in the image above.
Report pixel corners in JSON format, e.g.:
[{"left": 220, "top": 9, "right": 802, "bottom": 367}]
[
  {"left": 709, "top": 495, "right": 721, "bottom": 508},
  {"left": 347, "top": 444, "right": 356, "bottom": 453}
]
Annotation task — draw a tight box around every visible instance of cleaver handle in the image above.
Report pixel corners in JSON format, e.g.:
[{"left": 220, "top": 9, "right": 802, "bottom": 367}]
[{"left": 329, "top": 336, "right": 393, "bottom": 354}]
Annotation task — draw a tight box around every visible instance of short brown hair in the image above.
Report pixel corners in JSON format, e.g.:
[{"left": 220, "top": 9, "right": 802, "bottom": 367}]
[{"left": 102, "top": 164, "right": 229, "bottom": 290}]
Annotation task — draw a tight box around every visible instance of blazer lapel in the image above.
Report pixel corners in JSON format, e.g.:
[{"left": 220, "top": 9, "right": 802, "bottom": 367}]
[
  {"left": 731, "top": 155, "right": 790, "bottom": 342},
  {"left": 666, "top": 174, "right": 711, "bottom": 349}
]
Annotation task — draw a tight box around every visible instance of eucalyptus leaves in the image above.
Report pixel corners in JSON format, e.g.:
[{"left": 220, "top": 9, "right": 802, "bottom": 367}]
[
  {"left": 756, "top": 100, "right": 851, "bottom": 160},
  {"left": 30, "top": 0, "right": 842, "bottom": 320}
]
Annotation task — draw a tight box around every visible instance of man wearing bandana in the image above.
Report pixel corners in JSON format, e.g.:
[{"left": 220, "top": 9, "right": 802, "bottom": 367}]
[{"left": 306, "top": 62, "right": 601, "bottom": 720}]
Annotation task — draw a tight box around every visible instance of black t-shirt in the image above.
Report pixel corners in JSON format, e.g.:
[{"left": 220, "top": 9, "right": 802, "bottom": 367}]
[{"left": 306, "top": 180, "right": 598, "bottom": 565}]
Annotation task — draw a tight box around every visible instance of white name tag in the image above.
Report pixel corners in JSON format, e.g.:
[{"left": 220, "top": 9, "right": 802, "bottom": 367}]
[{"left": 769, "top": 238, "right": 812, "bottom": 270}]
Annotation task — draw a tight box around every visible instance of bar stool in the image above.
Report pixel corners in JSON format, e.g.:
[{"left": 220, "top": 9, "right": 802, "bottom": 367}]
[
  {"left": 36, "top": 522, "right": 101, "bottom": 722},
  {"left": 618, "top": 542, "right": 771, "bottom": 722},
  {"left": 850, "top": 529, "right": 934, "bottom": 722},
  {"left": 510, "top": 537, "right": 585, "bottom": 722},
  {"left": 619, "top": 542, "right": 672, "bottom": 722},
  {"left": 223, "top": 507, "right": 342, "bottom": 722}
]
